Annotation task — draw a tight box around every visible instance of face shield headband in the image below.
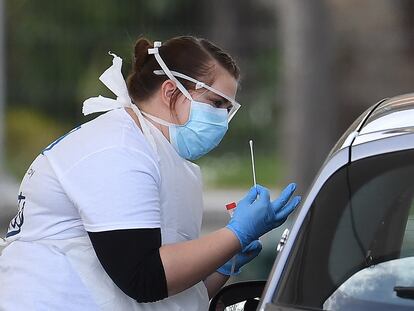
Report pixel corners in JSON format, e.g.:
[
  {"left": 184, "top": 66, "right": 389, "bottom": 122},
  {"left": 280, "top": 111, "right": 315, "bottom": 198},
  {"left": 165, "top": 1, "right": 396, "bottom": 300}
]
[{"left": 148, "top": 41, "right": 241, "bottom": 122}]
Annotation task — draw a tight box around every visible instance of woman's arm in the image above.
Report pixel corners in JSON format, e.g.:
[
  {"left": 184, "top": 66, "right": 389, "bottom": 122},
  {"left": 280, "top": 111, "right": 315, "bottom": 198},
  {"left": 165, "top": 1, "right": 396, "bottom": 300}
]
[
  {"left": 89, "top": 227, "right": 240, "bottom": 302},
  {"left": 159, "top": 228, "right": 240, "bottom": 296},
  {"left": 203, "top": 272, "right": 230, "bottom": 299},
  {"left": 88, "top": 228, "right": 168, "bottom": 303}
]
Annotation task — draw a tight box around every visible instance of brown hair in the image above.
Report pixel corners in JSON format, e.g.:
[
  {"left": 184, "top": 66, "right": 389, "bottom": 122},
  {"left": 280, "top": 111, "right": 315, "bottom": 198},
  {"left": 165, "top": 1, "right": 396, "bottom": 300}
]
[{"left": 126, "top": 36, "right": 240, "bottom": 109}]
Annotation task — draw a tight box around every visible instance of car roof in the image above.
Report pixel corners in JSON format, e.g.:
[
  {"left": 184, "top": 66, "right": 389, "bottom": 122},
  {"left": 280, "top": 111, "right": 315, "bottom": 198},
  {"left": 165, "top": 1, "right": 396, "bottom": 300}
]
[
  {"left": 350, "top": 93, "right": 414, "bottom": 161},
  {"left": 359, "top": 93, "right": 414, "bottom": 135},
  {"left": 327, "top": 93, "right": 414, "bottom": 160}
]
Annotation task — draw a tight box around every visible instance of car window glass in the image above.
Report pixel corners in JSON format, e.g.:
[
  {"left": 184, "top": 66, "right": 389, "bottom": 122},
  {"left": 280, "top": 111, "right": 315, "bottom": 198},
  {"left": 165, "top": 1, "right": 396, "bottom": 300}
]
[
  {"left": 401, "top": 202, "right": 414, "bottom": 257},
  {"left": 324, "top": 169, "right": 414, "bottom": 309},
  {"left": 273, "top": 150, "right": 414, "bottom": 310}
]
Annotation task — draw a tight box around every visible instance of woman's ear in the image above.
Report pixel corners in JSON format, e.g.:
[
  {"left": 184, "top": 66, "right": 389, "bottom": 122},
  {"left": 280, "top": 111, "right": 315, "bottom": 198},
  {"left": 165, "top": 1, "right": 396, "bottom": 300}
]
[{"left": 160, "top": 79, "right": 177, "bottom": 109}]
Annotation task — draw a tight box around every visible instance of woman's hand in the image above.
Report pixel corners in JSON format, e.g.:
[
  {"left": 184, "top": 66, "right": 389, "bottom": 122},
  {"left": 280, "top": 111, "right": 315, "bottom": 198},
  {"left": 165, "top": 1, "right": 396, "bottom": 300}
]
[
  {"left": 217, "top": 240, "right": 262, "bottom": 276},
  {"left": 226, "top": 184, "right": 301, "bottom": 249}
]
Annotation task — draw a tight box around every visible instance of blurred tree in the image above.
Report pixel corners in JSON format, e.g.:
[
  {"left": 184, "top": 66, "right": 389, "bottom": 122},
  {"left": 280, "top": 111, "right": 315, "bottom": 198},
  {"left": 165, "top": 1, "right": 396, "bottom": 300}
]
[
  {"left": 331, "top": 0, "right": 414, "bottom": 131},
  {"left": 276, "top": 0, "right": 337, "bottom": 194},
  {"left": 201, "top": 0, "right": 281, "bottom": 170}
]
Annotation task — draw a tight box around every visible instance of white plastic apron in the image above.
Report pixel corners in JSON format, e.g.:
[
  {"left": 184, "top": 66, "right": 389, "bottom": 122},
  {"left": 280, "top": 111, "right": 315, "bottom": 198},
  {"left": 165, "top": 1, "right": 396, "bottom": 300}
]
[{"left": 60, "top": 107, "right": 208, "bottom": 310}]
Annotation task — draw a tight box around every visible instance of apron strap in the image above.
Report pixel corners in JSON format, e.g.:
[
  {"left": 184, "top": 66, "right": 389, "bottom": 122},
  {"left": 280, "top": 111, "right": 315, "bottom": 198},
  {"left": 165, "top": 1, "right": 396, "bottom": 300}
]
[
  {"left": 129, "top": 104, "right": 158, "bottom": 154},
  {"left": 80, "top": 51, "right": 159, "bottom": 156}
]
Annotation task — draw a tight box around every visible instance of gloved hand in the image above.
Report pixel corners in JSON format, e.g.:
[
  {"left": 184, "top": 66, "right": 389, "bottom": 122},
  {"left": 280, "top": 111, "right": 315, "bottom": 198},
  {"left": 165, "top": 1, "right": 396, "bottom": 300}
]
[
  {"left": 226, "top": 183, "right": 301, "bottom": 249},
  {"left": 217, "top": 240, "right": 262, "bottom": 276}
]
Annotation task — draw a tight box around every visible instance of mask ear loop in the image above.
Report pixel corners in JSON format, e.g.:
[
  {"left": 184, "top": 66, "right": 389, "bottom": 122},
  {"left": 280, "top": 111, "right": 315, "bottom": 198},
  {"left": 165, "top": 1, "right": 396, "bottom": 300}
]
[{"left": 148, "top": 42, "right": 193, "bottom": 102}]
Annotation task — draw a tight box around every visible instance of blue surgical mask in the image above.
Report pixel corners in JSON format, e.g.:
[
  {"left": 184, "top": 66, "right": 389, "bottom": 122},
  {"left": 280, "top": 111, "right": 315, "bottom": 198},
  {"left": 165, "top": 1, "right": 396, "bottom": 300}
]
[{"left": 141, "top": 100, "right": 228, "bottom": 160}]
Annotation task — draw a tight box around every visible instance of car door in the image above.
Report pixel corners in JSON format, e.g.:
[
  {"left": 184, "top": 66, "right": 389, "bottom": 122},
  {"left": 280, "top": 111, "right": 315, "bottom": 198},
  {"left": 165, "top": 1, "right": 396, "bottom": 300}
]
[{"left": 267, "top": 149, "right": 414, "bottom": 311}]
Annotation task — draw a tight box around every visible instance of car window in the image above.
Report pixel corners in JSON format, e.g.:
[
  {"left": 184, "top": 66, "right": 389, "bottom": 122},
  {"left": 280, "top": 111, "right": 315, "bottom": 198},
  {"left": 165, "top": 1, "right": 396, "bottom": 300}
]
[
  {"left": 273, "top": 149, "right": 414, "bottom": 310},
  {"left": 402, "top": 203, "right": 414, "bottom": 258}
]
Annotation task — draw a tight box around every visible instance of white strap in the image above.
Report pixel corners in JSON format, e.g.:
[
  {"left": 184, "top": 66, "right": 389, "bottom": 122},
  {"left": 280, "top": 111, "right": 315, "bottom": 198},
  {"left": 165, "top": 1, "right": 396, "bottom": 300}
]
[
  {"left": 153, "top": 69, "right": 239, "bottom": 107},
  {"left": 140, "top": 110, "right": 176, "bottom": 127},
  {"left": 81, "top": 52, "right": 158, "bottom": 154},
  {"left": 148, "top": 41, "right": 193, "bottom": 101},
  {"left": 147, "top": 41, "right": 161, "bottom": 54},
  {"left": 152, "top": 68, "right": 241, "bottom": 122},
  {"left": 129, "top": 104, "right": 158, "bottom": 153},
  {"left": 82, "top": 52, "right": 133, "bottom": 116}
]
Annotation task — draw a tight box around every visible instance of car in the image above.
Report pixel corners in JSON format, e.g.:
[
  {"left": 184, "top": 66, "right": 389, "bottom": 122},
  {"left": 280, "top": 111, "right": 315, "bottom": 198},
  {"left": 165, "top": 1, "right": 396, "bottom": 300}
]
[{"left": 209, "top": 93, "right": 414, "bottom": 311}]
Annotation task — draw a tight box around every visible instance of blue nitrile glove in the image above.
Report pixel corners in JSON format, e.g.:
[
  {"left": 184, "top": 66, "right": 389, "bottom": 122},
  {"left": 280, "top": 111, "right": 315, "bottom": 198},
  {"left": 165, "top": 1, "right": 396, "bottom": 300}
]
[
  {"left": 217, "top": 240, "right": 262, "bottom": 276},
  {"left": 226, "top": 183, "right": 301, "bottom": 249}
]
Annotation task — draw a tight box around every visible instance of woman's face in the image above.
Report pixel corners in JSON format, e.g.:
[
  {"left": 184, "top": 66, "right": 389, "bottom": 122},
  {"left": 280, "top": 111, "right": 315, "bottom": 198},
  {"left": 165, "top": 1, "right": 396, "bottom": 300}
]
[{"left": 173, "top": 64, "right": 238, "bottom": 125}]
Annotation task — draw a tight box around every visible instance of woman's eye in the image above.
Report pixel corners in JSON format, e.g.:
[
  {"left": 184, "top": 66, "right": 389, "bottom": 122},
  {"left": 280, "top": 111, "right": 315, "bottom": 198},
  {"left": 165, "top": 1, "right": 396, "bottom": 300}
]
[
  {"left": 213, "top": 100, "right": 224, "bottom": 108},
  {"left": 211, "top": 100, "right": 232, "bottom": 112}
]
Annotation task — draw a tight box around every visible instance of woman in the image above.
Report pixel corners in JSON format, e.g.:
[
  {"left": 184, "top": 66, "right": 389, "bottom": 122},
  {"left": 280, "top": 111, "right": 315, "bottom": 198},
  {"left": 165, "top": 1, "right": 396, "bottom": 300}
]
[{"left": 0, "top": 36, "right": 300, "bottom": 310}]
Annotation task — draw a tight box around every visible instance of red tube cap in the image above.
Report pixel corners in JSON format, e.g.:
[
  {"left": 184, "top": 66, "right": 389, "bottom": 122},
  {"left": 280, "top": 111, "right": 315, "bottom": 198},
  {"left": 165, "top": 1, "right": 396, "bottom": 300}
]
[{"left": 226, "top": 202, "right": 237, "bottom": 210}]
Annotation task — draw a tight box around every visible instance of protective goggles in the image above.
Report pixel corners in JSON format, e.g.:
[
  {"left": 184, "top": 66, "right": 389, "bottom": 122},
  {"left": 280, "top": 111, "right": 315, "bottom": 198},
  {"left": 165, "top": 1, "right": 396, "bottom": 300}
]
[{"left": 148, "top": 41, "right": 241, "bottom": 122}]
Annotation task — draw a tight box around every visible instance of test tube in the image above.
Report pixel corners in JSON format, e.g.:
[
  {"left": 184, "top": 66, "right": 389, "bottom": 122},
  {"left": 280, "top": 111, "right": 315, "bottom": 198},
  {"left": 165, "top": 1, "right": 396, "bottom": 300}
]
[{"left": 225, "top": 202, "right": 237, "bottom": 217}]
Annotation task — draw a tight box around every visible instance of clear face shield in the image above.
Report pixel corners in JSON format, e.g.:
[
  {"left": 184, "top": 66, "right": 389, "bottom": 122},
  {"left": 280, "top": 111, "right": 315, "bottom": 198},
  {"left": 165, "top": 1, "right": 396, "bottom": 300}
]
[{"left": 148, "top": 41, "right": 241, "bottom": 122}]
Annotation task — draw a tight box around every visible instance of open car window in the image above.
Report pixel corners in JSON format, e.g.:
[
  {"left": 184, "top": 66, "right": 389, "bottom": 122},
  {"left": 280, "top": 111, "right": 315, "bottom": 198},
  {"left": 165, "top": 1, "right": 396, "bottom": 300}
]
[{"left": 273, "top": 149, "right": 414, "bottom": 310}]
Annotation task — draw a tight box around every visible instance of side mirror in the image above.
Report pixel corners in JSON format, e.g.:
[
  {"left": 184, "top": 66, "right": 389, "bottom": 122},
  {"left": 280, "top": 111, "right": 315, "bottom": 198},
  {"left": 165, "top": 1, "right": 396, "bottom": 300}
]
[{"left": 209, "top": 280, "right": 266, "bottom": 311}]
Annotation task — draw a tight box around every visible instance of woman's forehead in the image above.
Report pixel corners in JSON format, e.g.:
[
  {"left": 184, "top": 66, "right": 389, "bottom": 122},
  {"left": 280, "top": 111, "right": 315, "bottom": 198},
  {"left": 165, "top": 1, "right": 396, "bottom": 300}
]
[{"left": 209, "top": 65, "right": 238, "bottom": 99}]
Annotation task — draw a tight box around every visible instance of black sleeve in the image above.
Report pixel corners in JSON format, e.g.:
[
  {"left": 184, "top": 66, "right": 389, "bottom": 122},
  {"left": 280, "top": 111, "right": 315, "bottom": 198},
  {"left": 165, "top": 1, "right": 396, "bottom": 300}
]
[{"left": 87, "top": 228, "right": 168, "bottom": 303}]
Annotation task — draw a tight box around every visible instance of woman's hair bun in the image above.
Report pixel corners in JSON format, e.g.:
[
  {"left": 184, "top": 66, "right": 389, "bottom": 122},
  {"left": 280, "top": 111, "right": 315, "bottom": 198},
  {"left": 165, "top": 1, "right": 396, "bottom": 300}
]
[{"left": 133, "top": 37, "right": 152, "bottom": 72}]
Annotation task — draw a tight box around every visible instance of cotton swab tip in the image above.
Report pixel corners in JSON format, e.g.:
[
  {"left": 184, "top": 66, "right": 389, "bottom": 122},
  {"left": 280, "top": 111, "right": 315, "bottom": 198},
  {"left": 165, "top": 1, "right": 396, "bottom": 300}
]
[{"left": 249, "top": 139, "right": 257, "bottom": 187}]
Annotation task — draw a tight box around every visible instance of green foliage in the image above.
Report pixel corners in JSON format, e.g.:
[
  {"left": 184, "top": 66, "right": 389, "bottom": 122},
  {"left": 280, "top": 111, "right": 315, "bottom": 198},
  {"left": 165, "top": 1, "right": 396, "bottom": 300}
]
[
  {"left": 198, "top": 153, "right": 284, "bottom": 189},
  {"left": 5, "top": 107, "right": 70, "bottom": 179}
]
